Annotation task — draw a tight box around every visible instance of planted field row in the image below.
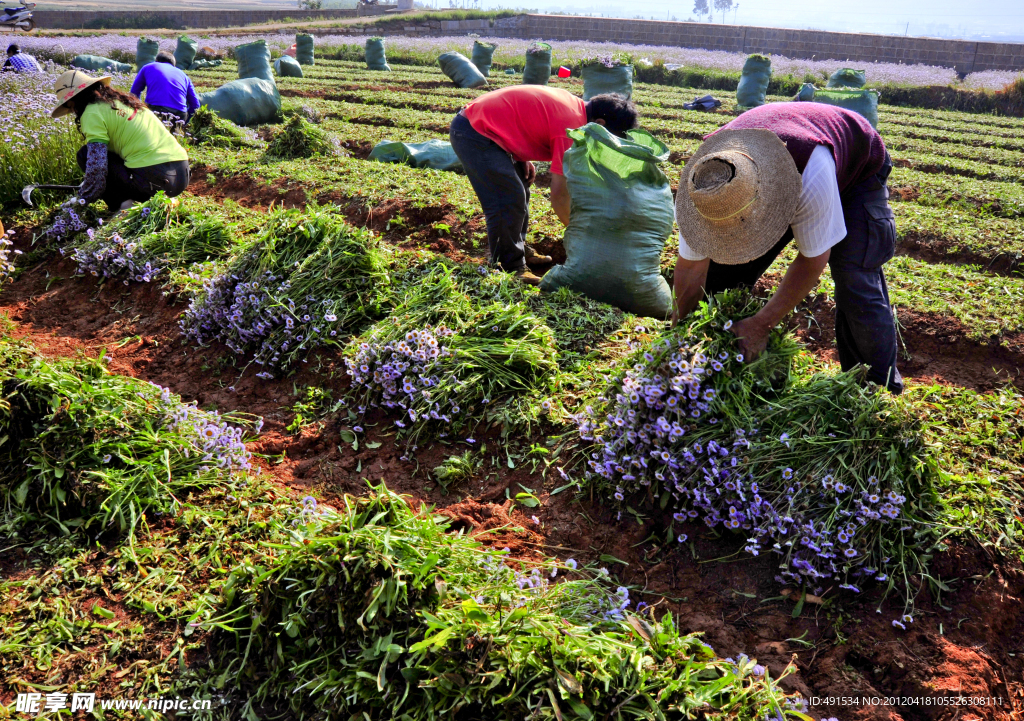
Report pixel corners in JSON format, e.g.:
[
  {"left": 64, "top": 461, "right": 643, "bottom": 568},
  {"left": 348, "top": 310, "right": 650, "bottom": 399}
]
[{"left": 888, "top": 167, "right": 1024, "bottom": 219}]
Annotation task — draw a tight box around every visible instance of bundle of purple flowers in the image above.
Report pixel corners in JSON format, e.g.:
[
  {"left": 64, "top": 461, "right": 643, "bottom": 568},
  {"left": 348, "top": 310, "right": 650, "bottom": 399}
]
[
  {"left": 71, "top": 229, "right": 161, "bottom": 284},
  {"left": 154, "top": 383, "right": 257, "bottom": 473},
  {"left": 346, "top": 325, "right": 457, "bottom": 429},
  {"left": 0, "top": 231, "right": 25, "bottom": 285},
  {"left": 575, "top": 291, "right": 932, "bottom": 625},
  {"left": 180, "top": 209, "right": 390, "bottom": 377}
]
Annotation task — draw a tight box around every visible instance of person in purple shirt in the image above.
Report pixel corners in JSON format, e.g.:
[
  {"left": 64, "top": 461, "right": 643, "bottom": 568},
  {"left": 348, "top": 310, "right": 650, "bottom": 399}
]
[{"left": 130, "top": 51, "right": 201, "bottom": 132}]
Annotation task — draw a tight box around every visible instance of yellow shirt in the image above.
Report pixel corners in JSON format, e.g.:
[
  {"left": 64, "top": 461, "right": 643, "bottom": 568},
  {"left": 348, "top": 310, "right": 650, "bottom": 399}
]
[{"left": 79, "top": 101, "right": 188, "bottom": 169}]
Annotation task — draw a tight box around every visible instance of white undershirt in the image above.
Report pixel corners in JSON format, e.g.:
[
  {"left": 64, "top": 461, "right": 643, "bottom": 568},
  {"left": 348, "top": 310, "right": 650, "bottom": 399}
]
[{"left": 678, "top": 144, "right": 847, "bottom": 262}]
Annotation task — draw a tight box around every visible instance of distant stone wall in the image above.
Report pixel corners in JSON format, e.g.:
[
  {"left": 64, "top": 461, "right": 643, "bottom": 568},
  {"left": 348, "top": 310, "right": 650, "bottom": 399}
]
[
  {"left": 33, "top": 9, "right": 357, "bottom": 30},
  {"left": 35, "top": 11, "right": 1024, "bottom": 74},
  {"left": 502, "top": 15, "right": 1023, "bottom": 75}
]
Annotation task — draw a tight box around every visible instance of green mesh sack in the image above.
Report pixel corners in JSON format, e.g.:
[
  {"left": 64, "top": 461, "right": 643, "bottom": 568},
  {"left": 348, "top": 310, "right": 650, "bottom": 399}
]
[
  {"left": 198, "top": 78, "right": 281, "bottom": 127},
  {"left": 71, "top": 55, "right": 133, "bottom": 74},
  {"left": 438, "top": 51, "right": 487, "bottom": 89},
  {"left": 471, "top": 40, "right": 496, "bottom": 77},
  {"left": 368, "top": 139, "right": 463, "bottom": 172},
  {"left": 582, "top": 62, "right": 633, "bottom": 101},
  {"left": 235, "top": 39, "right": 275, "bottom": 85},
  {"left": 797, "top": 83, "right": 817, "bottom": 101},
  {"left": 174, "top": 36, "right": 198, "bottom": 71},
  {"left": 812, "top": 88, "right": 879, "bottom": 128},
  {"left": 827, "top": 68, "right": 867, "bottom": 88},
  {"left": 136, "top": 38, "right": 159, "bottom": 70},
  {"left": 274, "top": 55, "right": 304, "bottom": 78},
  {"left": 365, "top": 37, "right": 390, "bottom": 71},
  {"left": 296, "top": 33, "right": 315, "bottom": 65},
  {"left": 189, "top": 58, "right": 222, "bottom": 70},
  {"left": 540, "top": 124, "right": 674, "bottom": 319},
  {"left": 523, "top": 42, "right": 552, "bottom": 85},
  {"left": 736, "top": 54, "right": 771, "bottom": 109}
]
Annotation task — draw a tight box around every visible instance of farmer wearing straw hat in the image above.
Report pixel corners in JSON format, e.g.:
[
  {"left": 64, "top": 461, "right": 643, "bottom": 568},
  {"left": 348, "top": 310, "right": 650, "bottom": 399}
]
[
  {"left": 673, "top": 103, "right": 902, "bottom": 393},
  {"left": 42, "top": 70, "right": 190, "bottom": 239}
]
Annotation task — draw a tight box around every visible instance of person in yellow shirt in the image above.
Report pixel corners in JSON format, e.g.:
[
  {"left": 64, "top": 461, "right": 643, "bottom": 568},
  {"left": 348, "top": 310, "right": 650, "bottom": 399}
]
[{"left": 44, "top": 70, "right": 190, "bottom": 238}]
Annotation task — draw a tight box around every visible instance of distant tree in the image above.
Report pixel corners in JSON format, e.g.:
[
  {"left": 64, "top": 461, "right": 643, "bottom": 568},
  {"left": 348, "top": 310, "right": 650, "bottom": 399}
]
[
  {"left": 692, "top": 0, "right": 710, "bottom": 22},
  {"left": 299, "top": 0, "right": 323, "bottom": 8},
  {"left": 714, "top": 0, "right": 733, "bottom": 23}
]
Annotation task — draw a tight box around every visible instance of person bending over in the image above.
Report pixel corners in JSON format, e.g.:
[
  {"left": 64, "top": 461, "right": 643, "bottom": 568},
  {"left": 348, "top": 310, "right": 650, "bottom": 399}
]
[
  {"left": 673, "top": 102, "right": 902, "bottom": 393},
  {"left": 130, "top": 51, "right": 201, "bottom": 132},
  {"left": 450, "top": 86, "right": 639, "bottom": 285},
  {"left": 3, "top": 44, "right": 41, "bottom": 72},
  {"left": 44, "top": 70, "right": 190, "bottom": 238}
]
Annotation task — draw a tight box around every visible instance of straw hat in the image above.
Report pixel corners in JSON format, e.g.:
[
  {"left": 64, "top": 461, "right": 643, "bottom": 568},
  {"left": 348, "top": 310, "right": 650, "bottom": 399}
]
[
  {"left": 675, "top": 128, "right": 802, "bottom": 265},
  {"left": 51, "top": 69, "right": 111, "bottom": 118}
]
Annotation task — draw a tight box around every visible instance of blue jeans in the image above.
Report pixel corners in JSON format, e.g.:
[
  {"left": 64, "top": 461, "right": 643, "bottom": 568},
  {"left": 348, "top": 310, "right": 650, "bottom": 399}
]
[
  {"left": 449, "top": 112, "right": 529, "bottom": 271},
  {"left": 704, "top": 154, "right": 903, "bottom": 394}
]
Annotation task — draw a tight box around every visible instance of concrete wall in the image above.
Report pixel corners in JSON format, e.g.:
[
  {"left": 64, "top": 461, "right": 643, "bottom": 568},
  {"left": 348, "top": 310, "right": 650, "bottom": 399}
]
[
  {"left": 35, "top": 11, "right": 1024, "bottom": 74},
  {"left": 34, "top": 8, "right": 357, "bottom": 30}
]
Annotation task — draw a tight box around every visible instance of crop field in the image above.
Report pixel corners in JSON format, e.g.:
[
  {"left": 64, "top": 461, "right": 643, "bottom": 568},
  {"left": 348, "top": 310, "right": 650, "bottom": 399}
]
[{"left": 1, "top": 38, "right": 1024, "bottom": 721}]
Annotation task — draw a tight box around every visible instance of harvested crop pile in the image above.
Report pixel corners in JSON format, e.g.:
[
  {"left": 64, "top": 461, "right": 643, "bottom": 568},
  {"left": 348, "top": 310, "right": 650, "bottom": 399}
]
[
  {"left": 66, "top": 192, "right": 234, "bottom": 283},
  {"left": 187, "top": 486, "right": 803, "bottom": 720},
  {"left": 266, "top": 114, "right": 338, "bottom": 159},
  {"left": 180, "top": 206, "right": 391, "bottom": 376},
  {"left": 575, "top": 290, "right": 939, "bottom": 623},
  {"left": 345, "top": 262, "right": 559, "bottom": 446},
  {"left": 0, "top": 339, "right": 255, "bottom": 538},
  {"left": 186, "top": 106, "right": 260, "bottom": 149}
]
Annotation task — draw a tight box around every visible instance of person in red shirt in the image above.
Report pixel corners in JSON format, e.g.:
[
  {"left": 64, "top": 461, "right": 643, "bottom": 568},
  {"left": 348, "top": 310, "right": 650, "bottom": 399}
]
[{"left": 450, "top": 86, "right": 639, "bottom": 284}]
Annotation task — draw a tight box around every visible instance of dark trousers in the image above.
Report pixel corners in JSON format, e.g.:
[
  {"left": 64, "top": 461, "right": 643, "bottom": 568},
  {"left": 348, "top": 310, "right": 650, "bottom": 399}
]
[
  {"left": 76, "top": 146, "right": 190, "bottom": 211},
  {"left": 449, "top": 112, "right": 529, "bottom": 272},
  {"left": 148, "top": 105, "right": 188, "bottom": 133},
  {"left": 704, "top": 154, "right": 903, "bottom": 394}
]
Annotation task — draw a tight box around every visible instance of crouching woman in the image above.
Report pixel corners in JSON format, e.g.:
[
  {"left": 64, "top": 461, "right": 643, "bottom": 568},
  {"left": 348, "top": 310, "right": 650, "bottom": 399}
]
[{"left": 45, "top": 70, "right": 190, "bottom": 237}]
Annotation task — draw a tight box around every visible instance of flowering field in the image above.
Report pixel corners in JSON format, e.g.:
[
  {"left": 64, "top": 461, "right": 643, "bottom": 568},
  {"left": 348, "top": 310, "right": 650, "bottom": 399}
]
[
  {"left": 1, "top": 38, "right": 1023, "bottom": 721},
  {"left": 12, "top": 32, "right": 1022, "bottom": 89}
]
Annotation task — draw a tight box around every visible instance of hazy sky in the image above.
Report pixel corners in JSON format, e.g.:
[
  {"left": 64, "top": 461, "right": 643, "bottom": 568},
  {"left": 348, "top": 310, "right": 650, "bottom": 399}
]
[{"left": 466, "top": 0, "right": 1024, "bottom": 41}]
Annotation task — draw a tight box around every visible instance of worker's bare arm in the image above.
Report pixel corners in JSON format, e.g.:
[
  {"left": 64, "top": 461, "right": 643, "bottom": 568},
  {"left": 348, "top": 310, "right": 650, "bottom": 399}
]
[
  {"left": 549, "top": 173, "right": 571, "bottom": 226},
  {"left": 730, "top": 249, "right": 830, "bottom": 359},
  {"left": 671, "top": 256, "right": 710, "bottom": 326}
]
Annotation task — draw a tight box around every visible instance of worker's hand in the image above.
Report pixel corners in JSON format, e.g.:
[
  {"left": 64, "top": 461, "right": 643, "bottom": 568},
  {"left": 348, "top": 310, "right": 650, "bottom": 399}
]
[
  {"left": 729, "top": 316, "right": 769, "bottom": 362},
  {"left": 525, "top": 161, "right": 537, "bottom": 184}
]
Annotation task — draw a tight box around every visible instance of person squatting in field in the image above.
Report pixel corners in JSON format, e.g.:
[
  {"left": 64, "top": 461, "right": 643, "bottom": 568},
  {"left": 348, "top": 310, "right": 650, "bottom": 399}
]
[
  {"left": 449, "top": 85, "right": 640, "bottom": 286},
  {"left": 130, "top": 51, "right": 201, "bottom": 133},
  {"left": 43, "top": 70, "right": 190, "bottom": 238},
  {"left": 673, "top": 102, "right": 903, "bottom": 393},
  {"left": 3, "top": 43, "right": 41, "bottom": 73}
]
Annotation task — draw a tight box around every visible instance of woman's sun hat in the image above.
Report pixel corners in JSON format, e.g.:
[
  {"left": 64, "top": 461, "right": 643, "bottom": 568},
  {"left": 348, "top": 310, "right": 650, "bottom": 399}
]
[
  {"left": 675, "top": 128, "right": 802, "bottom": 265},
  {"left": 51, "top": 69, "right": 111, "bottom": 118}
]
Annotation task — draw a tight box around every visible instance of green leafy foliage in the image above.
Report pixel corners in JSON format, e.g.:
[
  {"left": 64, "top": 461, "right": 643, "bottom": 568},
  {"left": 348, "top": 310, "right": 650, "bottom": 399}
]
[
  {"left": 65, "top": 192, "right": 236, "bottom": 282},
  {"left": 186, "top": 485, "right": 801, "bottom": 721},
  {"left": 0, "top": 339, "right": 255, "bottom": 539},
  {"left": 187, "top": 106, "right": 260, "bottom": 149},
  {"left": 432, "top": 451, "right": 478, "bottom": 490},
  {"left": 266, "top": 114, "right": 339, "bottom": 159}
]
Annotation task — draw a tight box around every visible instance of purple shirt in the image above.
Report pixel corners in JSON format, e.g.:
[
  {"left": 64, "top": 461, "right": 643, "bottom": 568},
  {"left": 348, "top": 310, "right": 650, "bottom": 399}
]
[
  {"left": 130, "top": 62, "right": 201, "bottom": 116},
  {"left": 714, "top": 103, "right": 886, "bottom": 194}
]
